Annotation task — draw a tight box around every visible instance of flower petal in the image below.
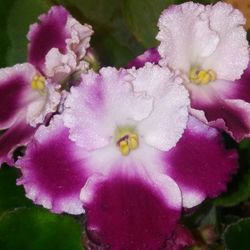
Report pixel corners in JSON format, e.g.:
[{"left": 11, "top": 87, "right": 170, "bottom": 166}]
[
  {"left": 81, "top": 169, "right": 181, "bottom": 249},
  {"left": 26, "top": 82, "right": 61, "bottom": 127},
  {"left": 157, "top": 2, "right": 219, "bottom": 73},
  {"left": 157, "top": 2, "right": 249, "bottom": 81},
  {"left": 189, "top": 78, "right": 250, "bottom": 141},
  {"left": 64, "top": 67, "right": 153, "bottom": 150},
  {"left": 129, "top": 63, "right": 190, "bottom": 151},
  {"left": 221, "top": 65, "right": 250, "bottom": 103},
  {"left": 202, "top": 2, "right": 249, "bottom": 80},
  {"left": 65, "top": 17, "right": 93, "bottom": 59},
  {"left": 0, "top": 119, "right": 36, "bottom": 165},
  {"left": 162, "top": 116, "right": 238, "bottom": 208},
  {"left": 17, "top": 116, "right": 90, "bottom": 214},
  {"left": 0, "top": 64, "right": 36, "bottom": 129},
  {"left": 27, "top": 6, "right": 70, "bottom": 73},
  {"left": 126, "top": 48, "right": 160, "bottom": 69},
  {"left": 201, "top": 99, "right": 250, "bottom": 141}
]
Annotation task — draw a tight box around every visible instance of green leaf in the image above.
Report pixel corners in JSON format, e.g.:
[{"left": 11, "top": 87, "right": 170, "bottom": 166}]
[
  {"left": 0, "top": 165, "right": 33, "bottom": 214},
  {"left": 214, "top": 145, "right": 250, "bottom": 207},
  {"left": 92, "top": 34, "right": 135, "bottom": 68},
  {"left": 0, "top": 0, "right": 16, "bottom": 67},
  {"left": 223, "top": 218, "right": 250, "bottom": 250},
  {"left": 183, "top": 201, "right": 218, "bottom": 229},
  {"left": 122, "top": 0, "right": 174, "bottom": 48},
  {"left": 6, "top": 0, "right": 50, "bottom": 65},
  {"left": 175, "top": 0, "right": 218, "bottom": 3},
  {"left": 122, "top": 0, "right": 218, "bottom": 48},
  {"left": 0, "top": 207, "right": 84, "bottom": 250},
  {"left": 57, "top": 0, "right": 120, "bottom": 27},
  {"left": 239, "top": 139, "right": 250, "bottom": 150}
]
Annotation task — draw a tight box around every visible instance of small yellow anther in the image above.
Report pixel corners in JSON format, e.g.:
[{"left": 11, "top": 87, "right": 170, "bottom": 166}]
[
  {"left": 31, "top": 75, "right": 45, "bottom": 92},
  {"left": 189, "top": 67, "right": 198, "bottom": 82},
  {"left": 119, "top": 141, "right": 130, "bottom": 156},
  {"left": 199, "top": 71, "right": 211, "bottom": 85},
  {"left": 208, "top": 70, "right": 216, "bottom": 82},
  {"left": 116, "top": 128, "right": 139, "bottom": 156},
  {"left": 128, "top": 134, "right": 138, "bottom": 150},
  {"left": 189, "top": 67, "right": 216, "bottom": 85}
]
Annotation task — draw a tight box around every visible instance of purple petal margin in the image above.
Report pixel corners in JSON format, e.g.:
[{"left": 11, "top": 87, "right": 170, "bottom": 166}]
[
  {"left": 126, "top": 48, "right": 160, "bottom": 69},
  {"left": 0, "top": 119, "right": 36, "bottom": 165},
  {"left": 0, "top": 64, "right": 36, "bottom": 130},
  {"left": 81, "top": 172, "right": 181, "bottom": 249},
  {"left": 17, "top": 116, "right": 90, "bottom": 214},
  {"left": 27, "top": 6, "right": 70, "bottom": 73},
  {"left": 163, "top": 116, "right": 238, "bottom": 208}
]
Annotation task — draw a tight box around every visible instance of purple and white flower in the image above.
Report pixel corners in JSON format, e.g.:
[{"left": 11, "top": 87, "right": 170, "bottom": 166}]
[
  {"left": 156, "top": 1, "right": 250, "bottom": 141},
  {"left": 28, "top": 6, "right": 93, "bottom": 82},
  {"left": 0, "top": 63, "right": 60, "bottom": 164},
  {"left": 0, "top": 6, "right": 93, "bottom": 165},
  {"left": 17, "top": 64, "right": 238, "bottom": 248}
]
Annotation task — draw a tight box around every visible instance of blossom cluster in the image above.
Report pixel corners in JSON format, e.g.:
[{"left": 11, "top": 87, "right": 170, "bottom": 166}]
[{"left": 0, "top": 1, "right": 249, "bottom": 249}]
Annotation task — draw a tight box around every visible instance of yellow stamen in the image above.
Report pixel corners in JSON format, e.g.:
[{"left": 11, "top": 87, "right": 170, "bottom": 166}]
[
  {"left": 31, "top": 75, "right": 45, "bottom": 92},
  {"left": 208, "top": 70, "right": 216, "bottom": 82},
  {"left": 119, "top": 141, "right": 130, "bottom": 156},
  {"left": 189, "top": 67, "right": 216, "bottom": 85},
  {"left": 115, "top": 128, "right": 139, "bottom": 156},
  {"left": 128, "top": 134, "right": 138, "bottom": 150}
]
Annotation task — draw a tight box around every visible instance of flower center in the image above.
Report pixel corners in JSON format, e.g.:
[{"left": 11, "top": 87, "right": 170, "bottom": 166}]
[
  {"left": 115, "top": 127, "right": 139, "bottom": 156},
  {"left": 189, "top": 66, "right": 216, "bottom": 85},
  {"left": 31, "top": 75, "right": 46, "bottom": 94}
]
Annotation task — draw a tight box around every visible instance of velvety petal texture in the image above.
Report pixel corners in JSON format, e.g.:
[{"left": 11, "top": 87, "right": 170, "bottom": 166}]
[
  {"left": 162, "top": 116, "right": 238, "bottom": 208},
  {"left": 26, "top": 82, "right": 61, "bottom": 127},
  {"left": 126, "top": 48, "right": 160, "bottom": 69},
  {"left": 65, "top": 17, "right": 93, "bottom": 59},
  {"left": 0, "top": 63, "right": 36, "bottom": 129},
  {"left": 229, "top": 65, "right": 250, "bottom": 103},
  {"left": 28, "top": 5, "right": 93, "bottom": 80},
  {"left": 81, "top": 171, "right": 181, "bottom": 249},
  {"left": 157, "top": 2, "right": 219, "bottom": 74},
  {"left": 65, "top": 65, "right": 189, "bottom": 151},
  {"left": 157, "top": 2, "right": 250, "bottom": 141},
  {"left": 129, "top": 63, "right": 189, "bottom": 151},
  {"left": 187, "top": 65, "right": 250, "bottom": 141},
  {"left": 201, "top": 2, "right": 249, "bottom": 80},
  {"left": 64, "top": 67, "right": 154, "bottom": 150},
  {"left": 192, "top": 97, "right": 250, "bottom": 142},
  {"left": 28, "top": 6, "right": 70, "bottom": 74},
  {"left": 0, "top": 119, "right": 36, "bottom": 165},
  {"left": 17, "top": 116, "right": 90, "bottom": 214},
  {"left": 0, "top": 63, "right": 61, "bottom": 164},
  {"left": 157, "top": 2, "right": 248, "bottom": 81}
]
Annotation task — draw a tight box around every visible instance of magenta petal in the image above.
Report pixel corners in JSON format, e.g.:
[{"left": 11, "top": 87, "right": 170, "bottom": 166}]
[
  {"left": 27, "top": 6, "right": 70, "bottom": 73},
  {"left": 81, "top": 173, "right": 181, "bottom": 249},
  {"left": 228, "top": 65, "right": 250, "bottom": 103},
  {"left": 208, "top": 101, "right": 250, "bottom": 141},
  {"left": 0, "top": 64, "right": 35, "bottom": 129},
  {"left": 189, "top": 74, "right": 250, "bottom": 141},
  {"left": 0, "top": 119, "right": 36, "bottom": 165},
  {"left": 195, "top": 97, "right": 250, "bottom": 141},
  {"left": 126, "top": 48, "right": 160, "bottom": 69},
  {"left": 163, "top": 116, "right": 238, "bottom": 208},
  {"left": 17, "top": 116, "right": 90, "bottom": 214}
]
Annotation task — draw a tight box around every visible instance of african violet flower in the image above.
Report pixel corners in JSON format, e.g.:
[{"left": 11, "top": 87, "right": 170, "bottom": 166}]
[
  {"left": 0, "top": 63, "right": 60, "bottom": 165},
  {"left": 156, "top": 1, "right": 250, "bottom": 141},
  {"left": 17, "top": 64, "right": 238, "bottom": 248},
  {"left": 0, "top": 6, "right": 93, "bottom": 165},
  {"left": 28, "top": 6, "right": 93, "bottom": 82}
]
